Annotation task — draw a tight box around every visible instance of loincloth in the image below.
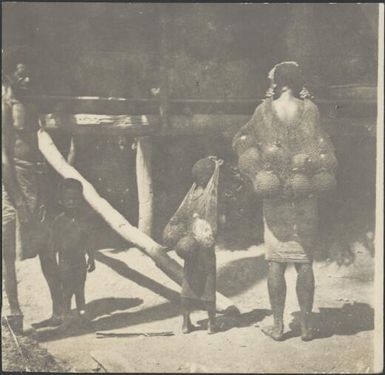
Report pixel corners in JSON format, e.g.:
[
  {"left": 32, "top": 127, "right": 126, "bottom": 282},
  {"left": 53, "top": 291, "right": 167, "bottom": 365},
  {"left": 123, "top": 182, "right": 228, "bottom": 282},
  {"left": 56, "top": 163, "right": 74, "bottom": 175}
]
[{"left": 263, "top": 197, "right": 318, "bottom": 263}]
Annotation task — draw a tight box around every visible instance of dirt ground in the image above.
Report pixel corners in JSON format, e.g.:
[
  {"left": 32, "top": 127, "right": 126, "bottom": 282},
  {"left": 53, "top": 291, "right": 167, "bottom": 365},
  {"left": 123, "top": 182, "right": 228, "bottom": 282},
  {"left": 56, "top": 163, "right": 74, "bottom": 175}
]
[{"left": 2, "top": 240, "right": 375, "bottom": 373}]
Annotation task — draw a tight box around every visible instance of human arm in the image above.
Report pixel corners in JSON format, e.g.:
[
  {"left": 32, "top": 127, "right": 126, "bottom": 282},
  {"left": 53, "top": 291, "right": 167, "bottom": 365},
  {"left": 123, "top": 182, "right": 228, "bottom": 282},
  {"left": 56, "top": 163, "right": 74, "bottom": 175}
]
[
  {"left": 86, "top": 249, "right": 95, "bottom": 272},
  {"left": 85, "top": 223, "right": 95, "bottom": 272},
  {"left": 309, "top": 105, "right": 338, "bottom": 173},
  {"left": 2, "top": 90, "right": 32, "bottom": 223},
  {"left": 232, "top": 104, "right": 262, "bottom": 156}
]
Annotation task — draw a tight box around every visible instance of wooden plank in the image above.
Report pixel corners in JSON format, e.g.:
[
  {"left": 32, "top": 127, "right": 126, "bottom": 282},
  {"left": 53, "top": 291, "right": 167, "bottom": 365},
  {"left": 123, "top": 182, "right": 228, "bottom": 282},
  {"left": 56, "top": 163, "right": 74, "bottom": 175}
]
[
  {"left": 31, "top": 95, "right": 376, "bottom": 116},
  {"left": 40, "top": 113, "right": 376, "bottom": 139}
]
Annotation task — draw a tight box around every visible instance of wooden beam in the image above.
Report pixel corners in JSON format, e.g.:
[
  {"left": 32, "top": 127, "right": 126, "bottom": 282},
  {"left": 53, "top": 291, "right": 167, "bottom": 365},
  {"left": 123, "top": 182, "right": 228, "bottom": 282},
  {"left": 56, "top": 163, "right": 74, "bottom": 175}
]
[
  {"left": 158, "top": 5, "right": 170, "bottom": 128},
  {"left": 136, "top": 136, "right": 154, "bottom": 236}
]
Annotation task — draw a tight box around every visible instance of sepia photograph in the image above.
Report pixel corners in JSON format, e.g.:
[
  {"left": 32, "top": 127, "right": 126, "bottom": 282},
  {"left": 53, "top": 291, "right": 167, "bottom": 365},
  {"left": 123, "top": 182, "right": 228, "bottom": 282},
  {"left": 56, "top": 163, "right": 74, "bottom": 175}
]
[{"left": 1, "top": 2, "right": 383, "bottom": 373}]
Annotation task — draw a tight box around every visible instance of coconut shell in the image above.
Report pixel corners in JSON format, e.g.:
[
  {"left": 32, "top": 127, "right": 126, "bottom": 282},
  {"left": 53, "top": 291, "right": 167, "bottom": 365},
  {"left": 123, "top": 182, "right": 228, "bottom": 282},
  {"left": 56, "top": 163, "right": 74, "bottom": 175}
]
[
  {"left": 261, "top": 143, "right": 288, "bottom": 172},
  {"left": 232, "top": 135, "right": 255, "bottom": 156},
  {"left": 175, "top": 234, "right": 199, "bottom": 260},
  {"left": 291, "top": 153, "right": 310, "bottom": 172},
  {"left": 319, "top": 153, "right": 338, "bottom": 172},
  {"left": 305, "top": 154, "right": 323, "bottom": 174},
  {"left": 192, "top": 216, "right": 215, "bottom": 248},
  {"left": 238, "top": 147, "right": 262, "bottom": 178},
  {"left": 253, "top": 170, "right": 281, "bottom": 197},
  {"left": 162, "top": 222, "right": 186, "bottom": 248},
  {"left": 285, "top": 173, "right": 312, "bottom": 196},
  {"left": 192, "top": 157, "right": 216, "bottom": 187},
  {"left": 312, "top": 171, "right": 337, "bottom": 193}
]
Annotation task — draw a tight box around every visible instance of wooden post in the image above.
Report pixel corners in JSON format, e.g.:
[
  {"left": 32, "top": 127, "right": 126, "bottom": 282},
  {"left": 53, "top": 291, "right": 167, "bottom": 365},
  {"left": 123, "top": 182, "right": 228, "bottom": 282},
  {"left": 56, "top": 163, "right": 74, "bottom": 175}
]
[
  {"left": 136, "top": 136, "right": 153, "bottom": 236},
  {"left": 158, "top": 5, "right": 170, "bottom": 128}
]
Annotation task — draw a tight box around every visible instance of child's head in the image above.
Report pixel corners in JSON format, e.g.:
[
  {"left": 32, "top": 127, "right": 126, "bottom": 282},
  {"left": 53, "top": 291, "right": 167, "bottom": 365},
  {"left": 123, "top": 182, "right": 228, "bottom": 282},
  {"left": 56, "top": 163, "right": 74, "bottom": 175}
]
[{"left": 58, "top": 178, "right": 84, "bottom": 212}]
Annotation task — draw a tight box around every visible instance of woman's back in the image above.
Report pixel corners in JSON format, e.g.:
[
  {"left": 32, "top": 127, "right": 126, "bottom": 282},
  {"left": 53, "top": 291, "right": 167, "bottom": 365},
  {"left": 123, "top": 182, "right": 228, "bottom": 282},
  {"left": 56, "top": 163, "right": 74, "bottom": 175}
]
[{"left": 272, "top": 94, "right": 303, "bottom": 125}]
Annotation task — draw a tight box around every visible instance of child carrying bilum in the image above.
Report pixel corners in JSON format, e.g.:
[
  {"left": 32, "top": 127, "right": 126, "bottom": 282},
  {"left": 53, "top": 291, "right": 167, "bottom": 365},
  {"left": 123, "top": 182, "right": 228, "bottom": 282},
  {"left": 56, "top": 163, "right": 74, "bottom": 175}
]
[
  {"left": 164, "top": 157, "right": 220, "bottom": 335},
  {"left": 51, "top": 178, "right": 95, "bottom": 327}
]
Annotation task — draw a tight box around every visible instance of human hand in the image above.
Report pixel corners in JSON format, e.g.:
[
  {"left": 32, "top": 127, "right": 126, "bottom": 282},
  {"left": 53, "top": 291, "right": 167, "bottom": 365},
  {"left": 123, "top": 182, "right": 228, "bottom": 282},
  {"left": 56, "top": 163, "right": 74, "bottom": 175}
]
[{"left": 87, "top": 259, "right": 95, "bottom": 273}]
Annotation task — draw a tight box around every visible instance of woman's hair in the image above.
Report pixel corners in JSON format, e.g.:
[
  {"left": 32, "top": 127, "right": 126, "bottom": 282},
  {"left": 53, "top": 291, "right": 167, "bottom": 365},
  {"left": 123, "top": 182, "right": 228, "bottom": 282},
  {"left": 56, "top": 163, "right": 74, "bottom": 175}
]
[{"left": 272, "top": 62, "right": 305, "bottom": 98}]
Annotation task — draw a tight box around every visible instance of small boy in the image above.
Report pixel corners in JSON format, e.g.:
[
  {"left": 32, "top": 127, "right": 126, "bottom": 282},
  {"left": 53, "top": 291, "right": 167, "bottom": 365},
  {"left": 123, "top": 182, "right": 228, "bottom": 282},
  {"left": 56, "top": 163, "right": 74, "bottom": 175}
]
[{"left": 51, "top": 178, "right": 95, "bottom": 326}]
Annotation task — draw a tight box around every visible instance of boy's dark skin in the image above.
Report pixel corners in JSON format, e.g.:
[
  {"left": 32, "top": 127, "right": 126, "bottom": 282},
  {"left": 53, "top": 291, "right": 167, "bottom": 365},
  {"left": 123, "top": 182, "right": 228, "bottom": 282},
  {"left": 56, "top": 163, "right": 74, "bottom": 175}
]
[{"left": 52, "top": 181, "right": 95, "bottom": 326}]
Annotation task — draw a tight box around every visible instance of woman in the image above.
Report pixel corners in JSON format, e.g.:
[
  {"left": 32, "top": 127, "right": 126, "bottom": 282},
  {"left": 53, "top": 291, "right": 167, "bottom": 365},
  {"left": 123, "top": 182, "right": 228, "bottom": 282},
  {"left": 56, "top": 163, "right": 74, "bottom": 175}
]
[{"left": 232, "top": 62, "right": 337, "bottom": 341}]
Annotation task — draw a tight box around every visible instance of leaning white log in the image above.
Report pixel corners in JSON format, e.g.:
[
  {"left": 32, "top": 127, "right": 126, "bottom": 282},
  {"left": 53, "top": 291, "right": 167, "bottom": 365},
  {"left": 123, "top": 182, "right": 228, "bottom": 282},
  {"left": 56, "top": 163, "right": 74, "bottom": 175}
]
[
  {"left": 136, "top": 136, "right": 153, "bottom": 236},
  {"left": 37, "top": 128, "right": 237, "bottom": 313}
]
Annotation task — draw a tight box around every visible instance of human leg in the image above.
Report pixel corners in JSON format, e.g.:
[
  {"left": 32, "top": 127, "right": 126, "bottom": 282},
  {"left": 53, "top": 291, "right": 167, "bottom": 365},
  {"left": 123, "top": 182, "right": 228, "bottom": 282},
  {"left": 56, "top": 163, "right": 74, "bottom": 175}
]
[
  {"left": 294, "top": 262, "right": 315, "bottom": 341},
  {"left": 2, "top": 220, "right": 22, "bottom": 316},
  {"left": 207, "top": 304, "right": 216, "bottom": 335},
  {"left": 74, "top": 271, "right": 86, "bottom": 313},
  {"left": 181, "top": 298, "right": 194, "bottom": 334},
  {"left": 38, "top": 247, "right": 63, "bottom": 321},
  {"left": 261, "top": 261, "right": 287, "bottom": 341}
]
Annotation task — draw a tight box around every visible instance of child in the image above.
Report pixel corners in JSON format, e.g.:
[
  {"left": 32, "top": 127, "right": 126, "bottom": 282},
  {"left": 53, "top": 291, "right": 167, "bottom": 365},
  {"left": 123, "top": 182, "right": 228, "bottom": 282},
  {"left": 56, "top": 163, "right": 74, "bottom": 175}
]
[
  {"left": 177, "top": 157, "right": 219, "bottom": 335},
  {"left": 51, "top": 178, "right": 95, "bottom": 326}
]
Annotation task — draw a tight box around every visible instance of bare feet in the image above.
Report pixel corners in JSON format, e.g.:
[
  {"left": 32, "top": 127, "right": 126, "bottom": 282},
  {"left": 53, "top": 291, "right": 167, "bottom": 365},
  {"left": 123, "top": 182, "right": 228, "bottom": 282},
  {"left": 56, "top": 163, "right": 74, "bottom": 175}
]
[
  {"left": 182, "top": 321, "right": 195, "bottom": 334},
  {"left": 300, "top": 319, "right": 314, "bottom": 342},
  {"left": 261, "top": 322, "right": 284, "bottom": 341},
  {"left": 207, "top": 321, "right": 216, "bottom": 335},
  {"left": 182, "top": 315, "right": 195, "bottom": 334}
]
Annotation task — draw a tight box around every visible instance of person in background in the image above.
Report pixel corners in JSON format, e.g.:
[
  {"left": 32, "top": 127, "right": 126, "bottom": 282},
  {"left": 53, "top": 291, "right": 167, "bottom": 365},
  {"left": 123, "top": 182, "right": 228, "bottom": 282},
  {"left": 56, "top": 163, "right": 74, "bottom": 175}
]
[
  {"left": 232, "top": 62, "right": 337, "bottom": 341},
  {"left": 52, "top": 178, "right": 95, "bottom": 328},
  {"left": 2, "top": 49, "right": 63, "bottom": 326}
]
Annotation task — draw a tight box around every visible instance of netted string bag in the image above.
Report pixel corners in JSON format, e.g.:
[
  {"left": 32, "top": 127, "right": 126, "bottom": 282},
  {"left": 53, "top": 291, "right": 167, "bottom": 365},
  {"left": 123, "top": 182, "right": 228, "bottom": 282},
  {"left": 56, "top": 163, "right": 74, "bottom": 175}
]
[{"left": 162, "top": 157, "right": 222, "bottom": 255}]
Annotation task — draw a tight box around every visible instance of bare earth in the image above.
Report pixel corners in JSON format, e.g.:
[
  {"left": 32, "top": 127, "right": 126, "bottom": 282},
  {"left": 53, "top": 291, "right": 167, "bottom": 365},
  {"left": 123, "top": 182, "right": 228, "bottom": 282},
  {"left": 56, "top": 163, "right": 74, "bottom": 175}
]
[{"left": 2, "top": 242, "right": 374, "bottom": 373}]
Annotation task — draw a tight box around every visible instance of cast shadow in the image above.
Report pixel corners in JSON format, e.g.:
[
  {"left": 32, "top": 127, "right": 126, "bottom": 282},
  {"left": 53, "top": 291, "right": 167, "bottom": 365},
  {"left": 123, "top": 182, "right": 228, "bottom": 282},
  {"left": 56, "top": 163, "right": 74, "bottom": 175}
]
[
  {"left": 216, "top": 255, "right": 268, "bottom": 298},
  {"left": 94, "top": 251, "right": 180, "bottom": 302},
  {"left": 288, "top": 302, "right": 374, "bottom": 340},
  {"left": 35, "top": 251, "right": 269, "bottom": 342},
  {"left": 35, "top": 301, "right": 179, "bottom": 343},
  {"left": 196, "top": 308, "right": 271, "bottom": 333},
  {"left": 84, "top": 297, "right": 143, "bottom": 321}
]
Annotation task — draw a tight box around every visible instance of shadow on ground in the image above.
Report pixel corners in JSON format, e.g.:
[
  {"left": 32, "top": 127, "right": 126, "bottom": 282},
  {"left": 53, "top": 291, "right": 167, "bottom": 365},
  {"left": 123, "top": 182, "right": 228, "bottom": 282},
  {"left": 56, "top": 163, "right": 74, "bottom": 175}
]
[
  {"left": 288, "top": 302, "right": 374, "bottom": 341},
  {"left": 196, "top": 308, "right": 271, "bottom": 333},
  {"left": 217, "top": 255, "right": 268, "bottom": 297},
  {"left": 34, "top": 253, "right": 268, "bottom": 342},
  {"left": 95, "top": 251, "right": 181, "bottom": 302},
  {"left": 35, "top": 301, "right": 179, "bottom": 343}
]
